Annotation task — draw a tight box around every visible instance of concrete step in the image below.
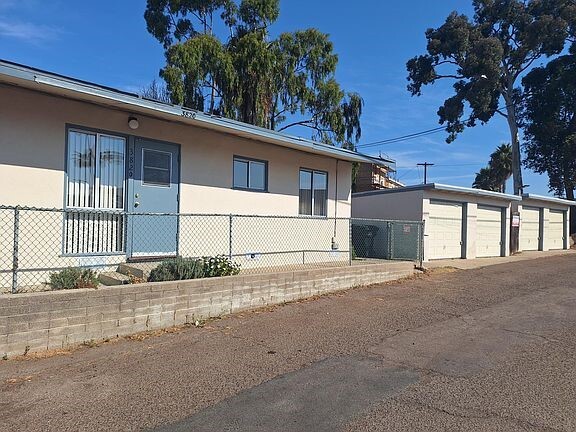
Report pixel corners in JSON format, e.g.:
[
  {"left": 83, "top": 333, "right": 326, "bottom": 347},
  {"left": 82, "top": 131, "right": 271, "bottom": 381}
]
[
  {"left": 118, "top": 262, "right": 158, "bottom": 281},
  {"left": 98, "top": 271, "right": 132, "bottom": 286}
]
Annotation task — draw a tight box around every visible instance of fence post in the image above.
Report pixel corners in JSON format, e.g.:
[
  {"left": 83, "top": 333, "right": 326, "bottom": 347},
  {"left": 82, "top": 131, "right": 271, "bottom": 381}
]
[
  {"left": 420, "top": 220, "right": 425, "bottom": 268},
  {"left": 12, "top": 206, "right": 20, "bottom": 294},
  {"left": 228, "top": 214, "right": 233, "bottom": 260},
  {"left": 386, "top": 221, "right": 392, "bottom": 260},
  {"left": 348, "top": 218, "right": 353, "bottom": 266}
]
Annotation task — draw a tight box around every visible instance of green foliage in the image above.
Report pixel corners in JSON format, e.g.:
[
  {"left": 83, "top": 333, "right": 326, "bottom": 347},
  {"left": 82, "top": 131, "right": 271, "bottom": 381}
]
[
  {"left": 49, "top": 267, "right": 98, "bottom": 290},
  {"left": 144, "top": 0, "right": 363, "bottom": 147},
  {"left": 407, "top": 0, "right": 576, "bottom": 194},
  {"left": 473, "top": 166, "right": 500, "bottom": 192},
  {"left": 148, "top": 257, "right": 205, "bottom": 282},
  {"left": 202, "top": 255, "right": 241, "bottom": 277},
  {"left": 473, "top": 143, "right": 512, "bottom": 192},
  {"left": 522, "top": 54, "right": 576, "bottom": 200},
  {"left": 148, "top": 255, "right": 240, "bottom": 282},
  {"left": 488, "top": 143, "right": 512, "bottom": 193}
]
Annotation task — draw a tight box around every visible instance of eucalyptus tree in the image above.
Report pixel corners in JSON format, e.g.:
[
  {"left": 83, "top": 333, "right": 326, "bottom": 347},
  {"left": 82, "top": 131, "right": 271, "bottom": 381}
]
[
  {"left": 144, "top": 0, "right": 363, "bottom": 147},
  {"left": 407, "top": 0, "right": 576, "bottom": 195},
  {"left": 522, "top": 53, "right": 576, "bottom": 231}
]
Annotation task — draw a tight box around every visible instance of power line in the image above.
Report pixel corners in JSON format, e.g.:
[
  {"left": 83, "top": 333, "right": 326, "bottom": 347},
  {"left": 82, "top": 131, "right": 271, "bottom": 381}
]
[
  {"left": 396, "top": 167, "right": 418, "bottom": 181},
  {"left": 395, "top": 162, "right": 484, "bottom": 169},
  {"left": 356, "top": 103, "right": 514, "bottom": 149},
  {"left": 357, "top": 128, "right": 446, "bottom": 149}
]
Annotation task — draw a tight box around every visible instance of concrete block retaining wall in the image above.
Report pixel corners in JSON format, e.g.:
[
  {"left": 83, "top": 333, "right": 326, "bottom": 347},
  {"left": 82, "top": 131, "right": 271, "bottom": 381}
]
[{"left": 0, "top": 261, "right": 415, "bottom": 358}]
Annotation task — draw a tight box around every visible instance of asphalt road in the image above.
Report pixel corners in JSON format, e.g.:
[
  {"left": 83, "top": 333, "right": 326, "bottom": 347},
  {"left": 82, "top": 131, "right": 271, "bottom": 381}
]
[{"left": 1, "top": 254, "right": 575, "bottom": 431}]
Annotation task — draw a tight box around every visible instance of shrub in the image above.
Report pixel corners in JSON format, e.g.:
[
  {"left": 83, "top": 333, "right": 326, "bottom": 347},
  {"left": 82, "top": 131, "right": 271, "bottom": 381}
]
[
  {"left": 148, "top": 257, "right": 205, "bottom": 282},
  {"left": 49, "top": 267, "right": 98, "bottom": 290},
  {"left": 202, "top": 255, "right": 241, "bottom": 277},
  {"left": 147, "top": 255, "right": 241, "bottom": 282}
]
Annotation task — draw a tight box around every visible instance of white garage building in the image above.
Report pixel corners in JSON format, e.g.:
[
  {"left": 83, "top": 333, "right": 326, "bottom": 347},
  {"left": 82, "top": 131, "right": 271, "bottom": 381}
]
[
  {"left": 516, "top": 194, "right": 573, "bottom": 252},
  {"left": 352, "top": 184, "right": 521, "bottom": 261}
]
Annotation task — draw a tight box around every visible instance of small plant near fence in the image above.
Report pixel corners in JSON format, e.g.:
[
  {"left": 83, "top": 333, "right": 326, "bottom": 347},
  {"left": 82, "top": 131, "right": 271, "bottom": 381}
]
[
  {"left": 148, "top": 255, "right": 241, "bottom": 282},
  {"left": 148, "top": 257, "right": 205, "bottom": 282},
  {"left": 48, "top": 268, "right": 99, "bottom": 290},
  {"left": 202, "top": 255, "right": 241, "bottom": 278}
]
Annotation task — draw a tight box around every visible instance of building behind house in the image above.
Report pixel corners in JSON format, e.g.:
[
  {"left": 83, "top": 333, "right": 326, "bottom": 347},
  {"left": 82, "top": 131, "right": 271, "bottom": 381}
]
[{"left": 354, "top": 162, "right": 403, "bottom": 192}]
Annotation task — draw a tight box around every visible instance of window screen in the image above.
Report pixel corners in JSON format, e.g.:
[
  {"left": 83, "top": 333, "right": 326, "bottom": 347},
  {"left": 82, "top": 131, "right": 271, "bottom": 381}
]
[
  {"left": 66, "top": 130, "right": 125, "bottom": 209},
  {"left": 143, "top": 149, "right": 171, "bottom": 187},
  {"left": 299, "top": 170, "right": 313, "bottom": 215},
  {"left": 313, "top": 171, "right": 328, "bottom": 217},
  {"left": 299, "top": 169, "right": 327, "bottom": 216},
  {"left": 233, "top": 157, "right": 267, "bottom": 191}
]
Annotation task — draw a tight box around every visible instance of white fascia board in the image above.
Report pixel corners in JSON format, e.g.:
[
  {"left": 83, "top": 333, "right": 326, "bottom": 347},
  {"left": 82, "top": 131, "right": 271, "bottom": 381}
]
[
  {"left": 522, "top": 193, "right": 576, "bottom": 206},
  {"left": 353, "top": 183, "right": 522, "bottom": 202},
  {"left": 432, "top": 183, "right": 522, "bottom": 201}
]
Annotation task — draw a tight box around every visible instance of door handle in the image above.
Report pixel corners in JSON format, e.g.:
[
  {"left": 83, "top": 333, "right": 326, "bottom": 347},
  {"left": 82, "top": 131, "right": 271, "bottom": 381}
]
[{"left": 134, "top": 202, "right": 140, "bottom": 208}]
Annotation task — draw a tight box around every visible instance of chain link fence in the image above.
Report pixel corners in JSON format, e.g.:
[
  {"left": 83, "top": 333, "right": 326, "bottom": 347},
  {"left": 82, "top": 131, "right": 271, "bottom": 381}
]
[
  {"left": 0, "top": 206, "right": 423, "bottom": 294},
  {"left": 351, "top": 218, "right": 424, "bottom": 262}
]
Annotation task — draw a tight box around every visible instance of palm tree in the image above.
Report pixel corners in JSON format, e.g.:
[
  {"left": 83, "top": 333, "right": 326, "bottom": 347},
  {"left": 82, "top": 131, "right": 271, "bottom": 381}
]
[
  {"left": 473, "top": 167, "right": 499, "bottom": 192},
  {"left": 489, "top": 144, "right": 513, "bottom": 193}
]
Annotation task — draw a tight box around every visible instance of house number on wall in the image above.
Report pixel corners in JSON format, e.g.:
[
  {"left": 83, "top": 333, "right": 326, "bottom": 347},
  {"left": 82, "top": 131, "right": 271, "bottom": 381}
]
[
  {"left": 128, "top": 146, "right": 135, "bottom": 178},
  {"left": 181, "top": 110, "right": 196, "bottom": 119}
]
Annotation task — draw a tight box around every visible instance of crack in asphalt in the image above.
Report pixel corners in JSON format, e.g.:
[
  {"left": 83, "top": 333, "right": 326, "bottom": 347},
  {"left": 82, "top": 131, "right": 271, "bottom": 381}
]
[{"left": 391, "top": 396, "right": 566, "bottom": 432}]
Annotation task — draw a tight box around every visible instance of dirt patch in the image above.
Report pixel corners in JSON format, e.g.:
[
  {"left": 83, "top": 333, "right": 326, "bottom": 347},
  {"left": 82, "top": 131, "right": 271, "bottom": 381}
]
[{"left": 423, "top": 266, "right": 460, "bottom": 274}]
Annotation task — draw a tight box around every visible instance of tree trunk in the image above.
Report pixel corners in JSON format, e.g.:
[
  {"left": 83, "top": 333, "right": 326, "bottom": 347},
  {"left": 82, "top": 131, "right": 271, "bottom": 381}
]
[
  {"left": 566, "top": 186, "right": 576, "bottom": 236},
  {"left": 503, "top": 93, "right": 524, "bottom": 196}
]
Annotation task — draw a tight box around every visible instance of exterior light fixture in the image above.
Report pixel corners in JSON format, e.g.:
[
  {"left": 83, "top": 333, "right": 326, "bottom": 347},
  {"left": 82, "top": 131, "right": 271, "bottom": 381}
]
[{"left": 128, "top": 116, "right": 139, "bottom": 130}]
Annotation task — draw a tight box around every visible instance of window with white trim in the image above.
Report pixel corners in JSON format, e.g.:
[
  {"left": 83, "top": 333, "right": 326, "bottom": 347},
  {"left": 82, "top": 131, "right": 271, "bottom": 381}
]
[
  {"left": 233, "top": 156, "right": 267, "bottom": 191},
  {"left": 299, "top": 169, "right": 327, "bottom": 216}
]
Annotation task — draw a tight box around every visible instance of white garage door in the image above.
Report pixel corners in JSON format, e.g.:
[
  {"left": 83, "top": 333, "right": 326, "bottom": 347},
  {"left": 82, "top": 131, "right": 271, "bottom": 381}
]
[
  {"left": 428, "top": 200, "right": 463, "bottom": 260},
  {"left": 521, "top": 207, "right": 540, "bottom": 251},
  {"left": 547, "top": 210, "right": 565, "bottom": 250},
  {"left": 476, "top": 205, "right": 503, "bottom": 258}
]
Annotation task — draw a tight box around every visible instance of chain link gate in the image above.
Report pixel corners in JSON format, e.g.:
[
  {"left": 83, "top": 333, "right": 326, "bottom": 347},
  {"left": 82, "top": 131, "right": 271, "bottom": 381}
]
[{"left": 351, "top": 218, "right": 424, "bottom": 264}]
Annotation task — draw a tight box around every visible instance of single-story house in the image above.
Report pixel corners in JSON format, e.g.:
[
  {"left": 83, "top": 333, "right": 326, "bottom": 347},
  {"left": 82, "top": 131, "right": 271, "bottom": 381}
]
[
  {"left": 515, "top": 194, "right": 574, "bottom": 252},
  {"left": 0, "top": 60, "right": 391, "bottom": 290},
  {"left": 352, "top": 184, "right": 522, "bottom": 261}
]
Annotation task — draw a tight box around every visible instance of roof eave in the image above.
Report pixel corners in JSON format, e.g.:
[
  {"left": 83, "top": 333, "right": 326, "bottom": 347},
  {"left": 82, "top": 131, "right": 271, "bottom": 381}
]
[
  {"left": 0, "top": 60, "right": 392, "bottom": 167},
  {"left": 353, "top": 183, "right": 522, "bottom": 201},
  {"left": 522, "top": 193, "right": 576, "bottom": 206}
]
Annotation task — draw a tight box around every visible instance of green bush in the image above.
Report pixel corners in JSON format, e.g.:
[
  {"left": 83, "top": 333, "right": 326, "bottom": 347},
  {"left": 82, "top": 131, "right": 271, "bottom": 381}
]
[
  {"left": 49, "top": 267, "right": 98, "bottom": 290},
  {"left": 147, "top": 255, "right": 241, "bottom": 282},
  {"left": 202, "top": 255, "right": 241, "bottom": 277},
  {"left": 148, "top": 257, "right": 205, "bottom": 282}
]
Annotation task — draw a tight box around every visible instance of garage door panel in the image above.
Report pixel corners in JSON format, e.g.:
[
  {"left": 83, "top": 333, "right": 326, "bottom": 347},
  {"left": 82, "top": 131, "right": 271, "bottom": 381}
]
[
  {"left": 521, "top": 207, "right": 540, "bottom": 251},
  {"left": 428, "top": 201, "right": 463, "bottom": 260},
  {"left": 547, "top": 210, "right": 564, "bottom": 250},
  {"left": 476, "top": 206, "right": 503, "bottom": 258}
]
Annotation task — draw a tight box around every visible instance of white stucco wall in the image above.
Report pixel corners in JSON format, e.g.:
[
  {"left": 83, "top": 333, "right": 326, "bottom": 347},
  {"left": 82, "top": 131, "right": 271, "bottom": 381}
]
[
  {"left": 0, "top": 85, "right": 353, "bottom": 291},
  {"left": 423, "top": 190, "right": 513, "bottom": 260},
  {"left": 0, "top": 85, "right": 352, "bottom": 217},
  {"left": 351, "top": 190, "right": 424, "bottom": 221},
  {"left": 515, "top": 198, "right": 572, "bottom": 252},
  {"left": 352, "top": 188, "right": 515, "bottom": 261}
]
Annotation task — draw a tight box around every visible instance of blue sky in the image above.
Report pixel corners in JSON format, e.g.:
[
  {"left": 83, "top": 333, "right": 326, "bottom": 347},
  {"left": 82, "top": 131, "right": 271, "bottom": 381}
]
[{"left": 0, "top": 0, "right": 555, "bottom": 194}]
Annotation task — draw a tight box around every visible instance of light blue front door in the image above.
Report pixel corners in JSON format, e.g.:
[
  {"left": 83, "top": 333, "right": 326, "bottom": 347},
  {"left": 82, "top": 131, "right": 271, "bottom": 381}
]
[{"left": 128, "top": 138, "right": 180, "bottom": 258}]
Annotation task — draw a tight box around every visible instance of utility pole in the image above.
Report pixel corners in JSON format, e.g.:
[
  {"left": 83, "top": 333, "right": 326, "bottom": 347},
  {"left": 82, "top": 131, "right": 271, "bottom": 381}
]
[{"left": 417, "top": 162, "right": 434, "bottom": 184}]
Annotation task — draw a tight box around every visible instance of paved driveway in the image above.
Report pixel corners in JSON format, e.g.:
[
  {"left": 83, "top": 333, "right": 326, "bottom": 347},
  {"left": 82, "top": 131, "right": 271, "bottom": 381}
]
[{"left": 1, "top": 255, "right": 575, "bottom": 431}]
